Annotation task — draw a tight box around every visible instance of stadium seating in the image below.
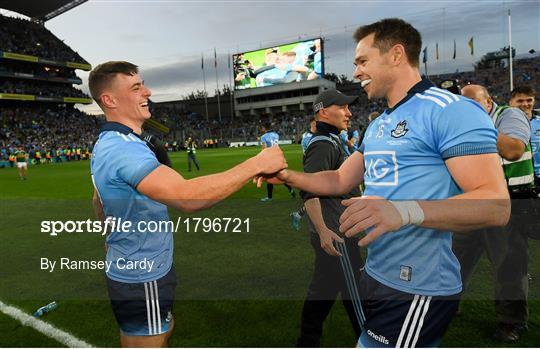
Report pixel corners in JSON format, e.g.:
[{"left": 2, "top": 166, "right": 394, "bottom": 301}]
[{"left": 0, "top": 15, "right": 88, "bottom": 64}]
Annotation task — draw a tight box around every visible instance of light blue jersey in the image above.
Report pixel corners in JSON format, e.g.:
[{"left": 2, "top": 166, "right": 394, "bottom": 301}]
[
  {"left": 261, "top": 131, "right": 279, "bottom": 147},
  {"left": 301, "top": 131, "right": 313, "bottom": 154},
  {"left": 359, "top": 80, "right": 498, "bottom": 296},
  {"left": 531, "top": 115, "right": 540, "bottom": 177},
  {"left": 350, "top": 130, "right": 360, "bottom": 151},
  {"left": 339, "top": 130, "right": 351, "bottom": 156},
  {"left": 91, "top": 122, "right": 173, "bottom": 283}
]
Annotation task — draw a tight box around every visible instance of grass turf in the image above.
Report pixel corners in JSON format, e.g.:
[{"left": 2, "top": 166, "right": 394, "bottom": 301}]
[{"left": 0, "top": 144, "right": 538, "bottom": 347}]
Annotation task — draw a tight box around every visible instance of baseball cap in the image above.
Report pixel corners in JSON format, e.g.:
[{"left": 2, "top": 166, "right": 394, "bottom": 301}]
[{"left": 313, "top": 89, "right": 358, "bottom": 113}]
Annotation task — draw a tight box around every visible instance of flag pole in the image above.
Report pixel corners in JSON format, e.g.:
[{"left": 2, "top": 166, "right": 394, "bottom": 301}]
[
  {"left": 202, "top": 53, "right": 209, "bottom": 122},
  {"left": 228, "top": 52, "right": 234, "bottom": 120},
  {"left": 508, "top": 9, "right": 514, "bottom": 91},
  {"left": 214, "top": 47, "right": 222, "bottom": 122}
]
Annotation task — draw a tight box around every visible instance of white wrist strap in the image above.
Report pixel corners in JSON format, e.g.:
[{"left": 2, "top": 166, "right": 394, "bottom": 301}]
[{"left": 390, "top": 201, "right": 425, "bottom": 226}]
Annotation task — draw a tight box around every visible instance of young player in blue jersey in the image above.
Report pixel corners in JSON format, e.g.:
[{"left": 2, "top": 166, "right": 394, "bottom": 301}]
[
  {"left": 301, "top": 117, "right": 317, "bottom": 154},
  {"left": 339, "top": 129, "right": 352, "bottom": 157},
  {"left": 88, "top": 61, "right": 287, "bottom": 347},
  {"left": 260, "top": 122, "right": 296, "bottom": 202},
  {"left": 346, "top": 120, "right": 360, "bottom": 153},
  {"left": 291, "top": 117, "right": 317, "bottom": 231},
  {"left": 256, "top": 18, "right": 510, "bottom": 347}
]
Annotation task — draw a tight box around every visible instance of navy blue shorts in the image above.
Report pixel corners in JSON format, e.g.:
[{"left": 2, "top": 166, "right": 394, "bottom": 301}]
[
  {"left": 106, "top": 266, "right": 177, "bottom": 336},
  {"left": 358, "top": 272, "right": 460, "bottom": 348}
]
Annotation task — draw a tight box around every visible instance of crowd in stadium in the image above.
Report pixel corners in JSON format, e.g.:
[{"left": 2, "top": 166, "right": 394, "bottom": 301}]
[
  {"left": 1, "top": 56, "right": 539, "bottom": 167},
  {"left": 0, "top": 14, "right": 88, "bottom": 64},
  {"left": 0, "top": 59, "right": 80, "bottom": 80},
  {"left": 0, "top": 105, "right": 99, "bottom": 165},
  {"left": 0, "top": 79, "right": 89, "bottom": 98}
]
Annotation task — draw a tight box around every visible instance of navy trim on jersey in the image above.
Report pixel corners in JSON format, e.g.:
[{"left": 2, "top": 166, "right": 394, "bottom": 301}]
[
  {"left": 99, "top": 121, "right": 135, "bottom": 135},
  {"left": 385, "top": 79, "right": 435, "bottom": 114},
  {"left": 441, "top": 142, "right": 498, "bottom": 159}
]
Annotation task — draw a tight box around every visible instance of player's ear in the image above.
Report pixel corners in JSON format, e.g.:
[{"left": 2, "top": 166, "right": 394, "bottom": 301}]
[
  {"left": 390, "top": 44, "right": 405, "bottom": 66},
  {"left": 100, "top": 92, "right": 116, "bottom": 109}
]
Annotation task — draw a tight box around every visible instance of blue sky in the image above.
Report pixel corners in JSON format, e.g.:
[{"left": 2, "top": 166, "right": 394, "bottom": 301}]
[{"left": 4, "top": 0, "right": 540, "bottom": 113}]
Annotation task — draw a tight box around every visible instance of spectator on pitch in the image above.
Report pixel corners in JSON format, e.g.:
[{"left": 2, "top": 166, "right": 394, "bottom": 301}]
[
  {"left": 454, "top": 84, "right": 534, "bottom": 343},
  {"left": 259, "top": 121, "right": 296, "bottom": 202},
  {"left": 88, "top": 61, "right": 287, "bottom": 348},
  {"left": 296, "top": 89, "right": 363, "bottom": 347},
  {"left": 184, "top": 136, "right": 200, "bottom": 172},
  {"left": 256, "top": 18, "right": 509, "bottom": 347}
]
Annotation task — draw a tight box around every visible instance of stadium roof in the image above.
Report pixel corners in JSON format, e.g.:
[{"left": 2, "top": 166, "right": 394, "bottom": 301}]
[{"left": 0, "top": 0, "right": 87, "bottom": 22}]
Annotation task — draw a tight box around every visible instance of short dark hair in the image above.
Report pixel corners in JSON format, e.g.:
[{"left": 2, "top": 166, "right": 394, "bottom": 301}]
[
  {"left": 88, "top": 61, "right": 139, "bottom": 105},
  {"left": 353, "top": 18, "right": 422, "bottom": 67},
  {"left": 262, "top": 121, "right": 272, "bottom": 130},
  {"left": 511, "top": 85, "right": 536, "bottom": 98}
]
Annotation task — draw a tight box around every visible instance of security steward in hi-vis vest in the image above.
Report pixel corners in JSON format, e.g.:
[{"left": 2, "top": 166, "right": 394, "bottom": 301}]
[
  {"left": 492, "top": 105, "right": 535, "bottom": 195},
  {"left": 184, "top": 137, "right": 200, "bottom": 172},
  {"left": 453, "top": 83, "right": 533, "bottom": 343}
]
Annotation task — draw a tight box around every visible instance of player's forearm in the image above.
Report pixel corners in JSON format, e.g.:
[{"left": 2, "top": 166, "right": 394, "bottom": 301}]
[
  {"left": 282, "top": 169, "right": 353, "bottom": 196},
  {"left": 497, "top": 133, "right": 526, "bottom": 161},
  {"left": 304, "top": 198, "right": 327, "bottom": 233},
  {"left": 418, "top": 189, "right": 510, "bottom": 232},
  {"left": 175, "top": 157, "right": 261, "bottom": 212}
]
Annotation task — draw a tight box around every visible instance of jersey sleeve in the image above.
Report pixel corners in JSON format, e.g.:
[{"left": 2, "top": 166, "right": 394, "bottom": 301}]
[
  {"left": 496, "top": 108, "right": 531, "bottom": 146},
  {"left": 116, "top": 140, "right": 161, "bottom": 188},
  {"left": 433, "top": 99, "right": 498, "bottom": 159}
]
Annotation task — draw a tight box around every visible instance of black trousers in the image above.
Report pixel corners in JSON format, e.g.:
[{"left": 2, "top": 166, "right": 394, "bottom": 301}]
[
  {"left": 297, "top": 232, "right": 363, "bottom": 347},
  {"left": 266, "top": 183, "right": 293, "bottom": 198},
  {"left": 187, "top": 152, "right": 200, "bottom": 171}
]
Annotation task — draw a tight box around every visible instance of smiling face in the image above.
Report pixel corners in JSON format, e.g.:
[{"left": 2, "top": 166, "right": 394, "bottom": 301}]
[
  {"left": 510, "top": 93, "right": 535, "bottom": 118},
  {"left": 103, "top": 73, "right": 152, "bottom": 122},
  {"left": 353, "top": 33, "right": 394, "bottom": 101}
]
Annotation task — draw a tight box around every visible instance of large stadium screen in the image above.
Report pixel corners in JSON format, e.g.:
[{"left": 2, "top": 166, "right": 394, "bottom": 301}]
[{"left": 233, "top": 38, "right": 323, "bottom": 90}]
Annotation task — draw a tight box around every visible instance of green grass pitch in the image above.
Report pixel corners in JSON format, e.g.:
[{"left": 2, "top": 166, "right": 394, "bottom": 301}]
[{"left": 0, "top": 144, "right": 538, "bottom": 347}]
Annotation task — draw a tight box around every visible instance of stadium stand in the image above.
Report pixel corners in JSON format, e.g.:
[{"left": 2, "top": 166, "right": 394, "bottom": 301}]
[
  {"left": 0, "top": 14, "right": 88, "bottom": 64},
  {"left": 1, "top": 8, "right": 538, "bottom": 165},
  {"left": 132, "top": 55, "right": 540, "bottom": 148},
  {"left": 0, "top": 11, "right": 94, "bottom": 166}
]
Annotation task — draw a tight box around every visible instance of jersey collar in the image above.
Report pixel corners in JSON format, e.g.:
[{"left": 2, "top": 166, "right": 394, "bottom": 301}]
[
  {"left": 385, "top": 78, "right": 435, "bottom": 114},
  {"left": 99, "top": 121, "right": 134, "bottom": 135},
  {"left": 99, "top": 121, "right": 147, "bottom": 142},
  {"left": 315, "top": 121, "right": 340, "bottom": 136}
]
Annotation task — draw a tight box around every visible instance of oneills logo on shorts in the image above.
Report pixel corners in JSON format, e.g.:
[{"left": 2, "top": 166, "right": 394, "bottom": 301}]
[{"left": 367, "top": 329, "right": 390, "bottom": 345}]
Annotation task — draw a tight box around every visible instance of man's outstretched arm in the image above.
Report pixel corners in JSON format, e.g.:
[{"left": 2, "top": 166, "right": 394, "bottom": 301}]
[
  {"left": 138, "top": 145, "right": 287, "bottom": 212},
  {"left": 262, "top": 151, "right": 365, "bottom": 196}
]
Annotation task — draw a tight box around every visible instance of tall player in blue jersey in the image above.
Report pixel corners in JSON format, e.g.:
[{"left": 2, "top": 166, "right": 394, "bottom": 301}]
[
  {"left": 260, "top": 121, "right": 296, "bottom": 201},
  {"left": 88, "top": 61, "right": 287, "bottom": 347},
  {"left": 257, "top": 18, "right": 510, "bottom": 347}
]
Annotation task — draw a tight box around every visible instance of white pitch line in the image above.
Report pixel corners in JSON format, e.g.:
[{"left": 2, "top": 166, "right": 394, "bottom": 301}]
[{"left": 0, "top": 300, "right": 93, "bottom": 348}]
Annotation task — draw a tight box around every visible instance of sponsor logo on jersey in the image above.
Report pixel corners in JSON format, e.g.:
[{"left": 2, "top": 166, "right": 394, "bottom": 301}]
[
  {"left": 391, "top": 120, "right": 409, "bottom": 138},
  {"left": 364, "top": 151, "right": 399, "bottom": 186}
]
